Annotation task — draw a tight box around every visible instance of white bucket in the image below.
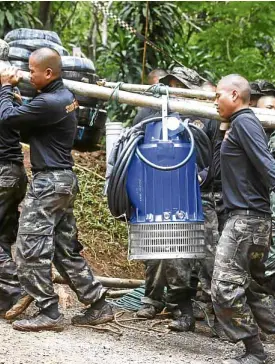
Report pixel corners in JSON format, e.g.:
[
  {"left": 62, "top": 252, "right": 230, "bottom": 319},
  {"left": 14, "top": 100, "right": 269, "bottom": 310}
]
[{"left": 105, "top": 122, "right": 124, "bottom": 165}]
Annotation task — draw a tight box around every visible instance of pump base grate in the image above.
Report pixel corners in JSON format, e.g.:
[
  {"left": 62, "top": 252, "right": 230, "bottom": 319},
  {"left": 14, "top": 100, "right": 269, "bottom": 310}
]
[{"left": 128, "top": 222, "right": 205, "bottom": 260}]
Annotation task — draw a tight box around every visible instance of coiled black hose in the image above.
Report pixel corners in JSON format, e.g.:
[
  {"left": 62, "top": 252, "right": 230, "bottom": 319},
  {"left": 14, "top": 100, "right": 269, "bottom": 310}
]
[{"left": 106, "top": 117, "right": 213, "bottom": 219}]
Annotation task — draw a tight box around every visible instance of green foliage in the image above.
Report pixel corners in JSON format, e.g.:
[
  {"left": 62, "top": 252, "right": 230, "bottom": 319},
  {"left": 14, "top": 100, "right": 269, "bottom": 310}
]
[
  {"left": 0, "top": 1, "right": 39, "bottom": 38},
  {"left": 74, "top": 165, "right": 127, "bottom": 246},
  {"left": 49, "top": 2, "right": 92, "bottom": 56},
  {"left": 4, "top": 2, "right": 275, "bottom": 117}
]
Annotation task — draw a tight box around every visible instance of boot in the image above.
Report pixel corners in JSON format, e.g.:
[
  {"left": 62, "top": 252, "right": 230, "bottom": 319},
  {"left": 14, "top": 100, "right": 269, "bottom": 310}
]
[
  {"left": 222, "top": 353, "right": 267, "bottom": 364},
  {"left": 12, "top": 313, "right": 65, "bottom": 332},
  {"left": 136, "top": 304, "right": 157, "bottom": 319},
  {"left": 168, "top": 314, "right": 195, "bottom": 332},
  {"left": 211, "top": 316, "right": 228, "bottom": 340},
  {"left": 5, "top": 292, "right": 34, "bottom": 320},
  {"left": 222, "top": 335, "right": 267, "bottom": 364},
  {"left": 72, "top": 299, "right": 114, "bottom": 326}
]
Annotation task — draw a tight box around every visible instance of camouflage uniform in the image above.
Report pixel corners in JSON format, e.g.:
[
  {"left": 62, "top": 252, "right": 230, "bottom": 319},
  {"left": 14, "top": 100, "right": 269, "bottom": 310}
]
[
  {"left": 198, "top": 192, "right": 219, "bottom": 296},
  {"left": 214, "top": 192, "right": 228, "bottom": 235},
  {"left": 264, "top": 134, "right": 275, "bottom": 280},
  {"left": 211, "top": 214, "right": 275, "bottom": 342},
  {"left": 142, "top": 259, "right": 195, "bottom": 312},
  {"left": 0, "top": 163, "right": 27, "bottom": 311},
  {"left": 16, "top": 170, "right": 105, "bottom": 311}
]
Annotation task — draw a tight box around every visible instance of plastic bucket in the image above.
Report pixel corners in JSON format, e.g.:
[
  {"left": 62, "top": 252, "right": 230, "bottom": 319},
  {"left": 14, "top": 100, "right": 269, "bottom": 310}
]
[{"left": 105, "top": 122, "right": 124, "bottom": 165}]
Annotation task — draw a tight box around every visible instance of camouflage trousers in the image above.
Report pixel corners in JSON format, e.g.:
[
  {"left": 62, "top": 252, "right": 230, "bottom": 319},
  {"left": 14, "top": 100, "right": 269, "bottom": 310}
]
[
  {"left": 15, "top": 170, "right": 105, "bottom": 311},
  {"left": 0, "top": 163, "right": 27, "bottom": 310},
  {"left": 214, "top": 191, "right": 228, "bottom": 235},
  {"left": 264, "top": 191, "right": 275, "bottom": 279},
  {"left": 211, "top": 214, "right": 275, "bottom": 342},
  {"left": 142, "top": 259, "right": 196, "bottom": 311},
  {"left": 197, "top": 192, "right": 220, "bottom": 297}
]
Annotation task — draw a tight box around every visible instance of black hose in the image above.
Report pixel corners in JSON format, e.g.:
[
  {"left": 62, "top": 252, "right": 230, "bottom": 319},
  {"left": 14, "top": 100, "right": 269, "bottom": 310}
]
[{"left": 107, "top": 117, "right": 213, "bottom": 219}]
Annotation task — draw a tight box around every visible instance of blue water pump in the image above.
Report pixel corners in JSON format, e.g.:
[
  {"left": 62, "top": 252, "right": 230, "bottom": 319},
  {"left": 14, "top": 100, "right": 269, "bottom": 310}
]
[
  {"left": 125, "top": 115, "right": 204, "bottom": 260},
  {"left": 106, "top": 112, "right": 205, "bottom": 260}
]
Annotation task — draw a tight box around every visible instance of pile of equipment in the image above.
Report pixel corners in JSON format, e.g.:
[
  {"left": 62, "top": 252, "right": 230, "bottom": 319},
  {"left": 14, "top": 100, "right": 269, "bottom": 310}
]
[{"left": 2, "top": 28, "right": 107, "bottom": 151}]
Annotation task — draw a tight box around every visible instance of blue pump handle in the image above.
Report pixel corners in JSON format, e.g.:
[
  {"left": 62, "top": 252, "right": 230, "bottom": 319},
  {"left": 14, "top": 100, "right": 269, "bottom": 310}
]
[{"left": 135, "top": 117, "right": 195, "bottom": 171}]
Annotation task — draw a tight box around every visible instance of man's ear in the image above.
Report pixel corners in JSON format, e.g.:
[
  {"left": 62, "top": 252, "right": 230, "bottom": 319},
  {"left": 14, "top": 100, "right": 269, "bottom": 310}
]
[
  {"left": 45, "top": 68, "right": 53, "bottom": 79},
  {"left": 232, "top": 89, "right": 238, "bottom": 102}
]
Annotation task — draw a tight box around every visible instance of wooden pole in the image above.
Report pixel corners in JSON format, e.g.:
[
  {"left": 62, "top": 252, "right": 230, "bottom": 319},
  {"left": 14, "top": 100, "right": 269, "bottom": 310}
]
[
  {"left": 19, "top": 71, "right": 275, "bottom": 128},
  {"left": 52, "top": 271, "right": 144, "bottom": 288}
]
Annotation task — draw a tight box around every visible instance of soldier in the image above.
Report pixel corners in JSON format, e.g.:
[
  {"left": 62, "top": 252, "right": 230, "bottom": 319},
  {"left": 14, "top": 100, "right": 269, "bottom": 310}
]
[
  {"left": 133, "top": 68, "right": 167, "bottom": 125},
  {"left": 147, "top": 68, "right": 167, "bottom": 86},
  {"left": 212, "top": 74, "right": 275, "bottom": 364},
  {"left": 249, "top": 82, "right": 264, "bottom": 107},
  {"left": 136, "top": 67, "right": 220, "bottom": 333},
  {"left": 258, "top": 95, "right": 275, "bottom": 292},
  {"left": 0, "top": 48, "right": 113, "bottom": 332},
  {"left": 0, "top": 85, "right": 29, "bottom": 317}
]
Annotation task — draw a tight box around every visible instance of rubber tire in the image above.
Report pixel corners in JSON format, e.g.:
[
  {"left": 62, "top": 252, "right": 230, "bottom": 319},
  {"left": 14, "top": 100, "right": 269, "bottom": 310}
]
[
  {"left": 77, "top": 108, "right": 107, "bottom": 128},
  {"left": 61, "top": 56, "right": 95, "bottom": 73},
  {"left": 18, "top": 83, "right": 36, "bottom": 98},
  {"left": 75, "top": 94, "right": 98, "bottom": 107},
  {"left": 8, "top": 39, "right": 69, "bottom": 56},
  {"left": 4, "top": 28, "right": 62, "bottom": 45},
  {"left": 10, "top": 60, "right": 29, "bottom": 71},
  {"left": 8, "top": 47, "right": 31, "bottom": 61},
  {"left": 62, "top": 70, "right": 98, "bottom": 84},
  {"left": 73, "top": 125, "right": 104, "bottom": 152}
]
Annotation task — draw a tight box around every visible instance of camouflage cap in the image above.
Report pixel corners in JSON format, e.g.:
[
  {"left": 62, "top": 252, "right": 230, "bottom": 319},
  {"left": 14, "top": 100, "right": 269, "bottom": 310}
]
[
  {"left": 159, "top": 66, "right": 205, "bottom": 89},
  {"left": 249, "top": 82, "right": 264, "bottom": 96},
  {"left": 257, "top": 80, "right": 275, "bottom": 96}
]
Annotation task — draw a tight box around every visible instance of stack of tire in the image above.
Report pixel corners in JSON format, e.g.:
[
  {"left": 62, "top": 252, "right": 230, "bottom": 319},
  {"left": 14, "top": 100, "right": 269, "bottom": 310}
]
[
  {"left": 60, "top": 55, "right": 107, "bottom": 152},
  {"left": 4, "top": 28, "right": 107, "bottom": 151}
]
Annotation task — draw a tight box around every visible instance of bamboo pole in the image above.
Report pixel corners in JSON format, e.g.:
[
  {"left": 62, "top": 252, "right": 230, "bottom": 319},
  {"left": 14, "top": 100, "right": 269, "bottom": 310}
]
[
  {"left": 106, "top": 289, "right": 134, "bottom": 297},
  {"left": 19, "top": 71, "right": 275, "bottom": 128},
  {"left": 52, "top": 271, "right": 144, "bottom": 288},
  {"left": 99, "top": 80, "right": 216, "bottom": 100}
]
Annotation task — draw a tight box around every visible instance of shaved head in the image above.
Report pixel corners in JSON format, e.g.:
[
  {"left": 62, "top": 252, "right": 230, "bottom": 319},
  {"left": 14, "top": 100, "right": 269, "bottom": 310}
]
[
  {"left": 215, "top": 74, "right": 251, "bottom": 119},
  {"left": 218, "top": 74, "right": 251, "bottom": 103},
  {"left": 29, "top": 47, "right": 62, "bottom": 90},
  {"left": 30, "top": 47, "right": 62, "bottom": 76},
  {"left": 257, "top": 95, "right": 275, "bottom": 109},
  {"left": 148, "top": 69, "right": 167, "bottom": 85}
]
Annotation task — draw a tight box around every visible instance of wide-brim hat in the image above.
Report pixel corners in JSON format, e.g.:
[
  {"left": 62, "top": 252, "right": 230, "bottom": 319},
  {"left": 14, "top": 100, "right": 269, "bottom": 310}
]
[{"left": 159, "top": 66, "right": 205, "bottom": 89}]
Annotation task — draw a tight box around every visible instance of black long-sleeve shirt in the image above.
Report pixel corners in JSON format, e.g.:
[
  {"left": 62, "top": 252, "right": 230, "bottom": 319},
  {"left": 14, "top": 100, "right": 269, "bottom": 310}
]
[
  {"left": 0, "top": 78, "right": 78, "bottom": 172},
  {"left": 0, "top": 86, "right": 23, "bottom": 163},
  {"left": 220, "top": 108, "right": 275, "bottom": 213}
]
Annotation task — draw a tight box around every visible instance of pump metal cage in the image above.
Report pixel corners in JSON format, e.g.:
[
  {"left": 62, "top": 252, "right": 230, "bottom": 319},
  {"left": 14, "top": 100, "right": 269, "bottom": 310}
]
[{"left": 128, "top": 222, "right": 205, "bottom": 260}]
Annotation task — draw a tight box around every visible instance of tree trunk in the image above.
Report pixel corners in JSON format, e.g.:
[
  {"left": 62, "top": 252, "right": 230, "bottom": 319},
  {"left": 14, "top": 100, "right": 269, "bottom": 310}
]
[{"left": 38, "top": 1, "right": 52, "bottom": 30}]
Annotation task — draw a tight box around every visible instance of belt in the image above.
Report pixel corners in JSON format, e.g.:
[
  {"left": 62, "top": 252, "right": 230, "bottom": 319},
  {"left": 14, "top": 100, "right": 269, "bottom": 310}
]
[
  {"left": 228, "top": 209, "right": 271, "bottom": 219},
  {"left": 32, "top": 167, "right": 73, "bottom": 173}
]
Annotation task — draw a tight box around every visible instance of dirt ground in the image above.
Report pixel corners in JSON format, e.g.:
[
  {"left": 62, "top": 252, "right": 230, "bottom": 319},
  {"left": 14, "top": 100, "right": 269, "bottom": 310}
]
[
  {"left": 14, "top": 147, "right": 275, "bottom": 363},
  {"left": 1, "top": 287, "right": 275, "bottom": 364}
]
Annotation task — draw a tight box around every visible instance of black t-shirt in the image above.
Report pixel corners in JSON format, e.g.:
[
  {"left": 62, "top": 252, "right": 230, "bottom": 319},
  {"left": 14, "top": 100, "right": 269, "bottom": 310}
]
[
  {"left": 221, "top": 108, "right": 275, "bottom": 213},
  {"left": 0, "top": 79, "right": 78, "bottom": 172}
]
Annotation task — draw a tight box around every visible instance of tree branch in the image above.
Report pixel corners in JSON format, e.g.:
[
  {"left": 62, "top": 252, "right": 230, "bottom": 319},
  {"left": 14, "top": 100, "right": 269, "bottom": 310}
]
[{"left": 59, "top": 1, "right": 78, "bottom": 33}]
